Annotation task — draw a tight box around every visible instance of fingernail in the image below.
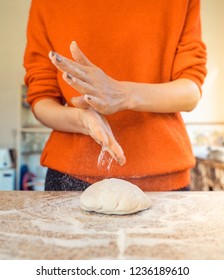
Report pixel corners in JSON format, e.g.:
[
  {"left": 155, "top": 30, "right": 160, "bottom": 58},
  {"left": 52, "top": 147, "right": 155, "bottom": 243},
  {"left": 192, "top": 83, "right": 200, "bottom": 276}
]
[
  {"left": 50, "top": 51, "right": 55, "bottom": 57},
  {"left": 66, "top": 73, "right": 72, "bottom": 79},
  {"left": 118, "top": 157, "right": 126, "bottom": 166},
  {"left": 72, "top": 41, "right": 77, "bottom": 46},
  {"left": 56, "top": 54, "right": 62, "bottom": 62}
]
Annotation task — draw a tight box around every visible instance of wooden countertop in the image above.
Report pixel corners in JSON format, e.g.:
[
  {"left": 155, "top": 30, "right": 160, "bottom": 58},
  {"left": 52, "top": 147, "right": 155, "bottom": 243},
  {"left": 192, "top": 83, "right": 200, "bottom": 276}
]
[{"left": 0, "top": 191, "right": 224, "bottom": 260}]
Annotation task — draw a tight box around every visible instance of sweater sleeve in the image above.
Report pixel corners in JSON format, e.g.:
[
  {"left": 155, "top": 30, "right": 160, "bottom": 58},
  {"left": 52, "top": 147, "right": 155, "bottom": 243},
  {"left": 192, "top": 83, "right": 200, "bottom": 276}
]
[
  {"left": 171, "top": 0, "right": 207, "bottom": 91},
  {"left": 23, "top": 0, "right": 64, "bottom": 110}
]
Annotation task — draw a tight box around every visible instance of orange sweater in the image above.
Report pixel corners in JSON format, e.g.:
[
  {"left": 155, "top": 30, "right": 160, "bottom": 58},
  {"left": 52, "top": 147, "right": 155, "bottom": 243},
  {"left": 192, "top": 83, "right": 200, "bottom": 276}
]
[{"left": 24, "top": 0, "right": 207, "bottom": 191}]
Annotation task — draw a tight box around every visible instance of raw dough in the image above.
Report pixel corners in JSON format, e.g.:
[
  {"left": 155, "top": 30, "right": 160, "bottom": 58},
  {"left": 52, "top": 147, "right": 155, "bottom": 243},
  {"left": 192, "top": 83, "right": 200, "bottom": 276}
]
[{"left": 80, "top": 178, "right": 152, "bottom": 215}]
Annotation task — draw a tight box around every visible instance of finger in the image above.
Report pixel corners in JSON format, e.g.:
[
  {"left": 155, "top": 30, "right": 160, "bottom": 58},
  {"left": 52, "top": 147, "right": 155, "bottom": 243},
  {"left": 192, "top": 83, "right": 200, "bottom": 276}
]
[
  {"left": 70, "top": 41, "right": 93, "bottom": 66},
  {"left": 99, "top": 119, "right": 126, "bottom": 165},
  {"left": 71, "top": 96, "right": 89, "bottom": 109},
  {"left": 89, "top": 127, "right": 109, "bottom": 147},
  {"left": 63, "top": 72, "right": 95, "bottom": 95},
  {"left": 107, "top": 137, "right": 126, "bottom": 166},
  {"left": 84, "top": 95, "right": 107, "bottom": 114},
  {"left": 105, "top": 144, "right": 126, "bottom": 166},
  {"left": 49, "top": 51, "right": 89, "bottom": 82}
]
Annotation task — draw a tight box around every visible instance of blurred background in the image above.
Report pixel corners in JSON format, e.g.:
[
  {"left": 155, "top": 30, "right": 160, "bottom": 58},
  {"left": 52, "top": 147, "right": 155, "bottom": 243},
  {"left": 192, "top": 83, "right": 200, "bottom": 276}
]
[{"left": 0, "top": 0, "right": 224, "bottom": 191}]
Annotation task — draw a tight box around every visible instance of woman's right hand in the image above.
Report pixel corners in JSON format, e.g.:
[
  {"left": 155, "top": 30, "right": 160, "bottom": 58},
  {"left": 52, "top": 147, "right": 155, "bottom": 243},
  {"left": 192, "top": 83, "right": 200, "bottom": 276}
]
[
  {"left": 72, "top": 107, "right": 126, "bottom": 166},
  {"left": 33, "top": 98, "right": 125, "bottom": 166}
]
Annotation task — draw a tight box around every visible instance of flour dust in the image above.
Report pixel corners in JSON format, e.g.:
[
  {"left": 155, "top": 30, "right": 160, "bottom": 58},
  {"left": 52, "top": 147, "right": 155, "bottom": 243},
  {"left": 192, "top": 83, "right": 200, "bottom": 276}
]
[{"left": 97, "top": 148, "right": 113, "bottom": 170}]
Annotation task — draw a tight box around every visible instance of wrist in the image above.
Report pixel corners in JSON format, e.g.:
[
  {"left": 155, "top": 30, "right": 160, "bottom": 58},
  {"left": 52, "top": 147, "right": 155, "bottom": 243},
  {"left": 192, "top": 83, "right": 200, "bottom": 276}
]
[
  {"left": 64, "top": 106, "right": 89, "bottom": 135},
  {"left": 120, "top": 81, "right": 138, "bottom": 111}
]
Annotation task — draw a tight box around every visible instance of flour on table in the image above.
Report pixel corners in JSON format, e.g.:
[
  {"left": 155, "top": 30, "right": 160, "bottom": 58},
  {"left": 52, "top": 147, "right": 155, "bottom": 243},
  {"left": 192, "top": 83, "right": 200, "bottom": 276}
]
[{"left": 80, "top": 178, "right": 152, "bottom": 215}]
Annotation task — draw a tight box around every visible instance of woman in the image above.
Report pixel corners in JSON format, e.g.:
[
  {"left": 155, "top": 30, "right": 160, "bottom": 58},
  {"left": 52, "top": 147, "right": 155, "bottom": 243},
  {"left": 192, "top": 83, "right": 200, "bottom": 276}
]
[{"left": 24, "top": 0, "right": 207, "bottom": 191}]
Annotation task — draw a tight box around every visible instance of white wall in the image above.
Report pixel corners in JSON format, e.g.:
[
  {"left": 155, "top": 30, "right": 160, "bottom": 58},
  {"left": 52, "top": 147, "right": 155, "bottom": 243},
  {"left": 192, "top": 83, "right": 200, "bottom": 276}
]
[
  {"left": 0, "top": 0, "right": 224, "bottom": 149},
  {"left": 182, "top": 0, "right": 224, "bottom": 123},
  {"left": 0, "top": 0, "right": 31, "bottom": 148}
]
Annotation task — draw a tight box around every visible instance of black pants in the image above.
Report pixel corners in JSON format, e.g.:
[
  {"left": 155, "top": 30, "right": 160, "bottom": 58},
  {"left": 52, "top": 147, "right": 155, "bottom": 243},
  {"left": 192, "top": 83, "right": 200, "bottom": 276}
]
[
  {"left": 45, "top": 168, "right": 90, "bottom": 191},
  {"left": 45, "top": 168, "right": 190, "bottom": 191}
]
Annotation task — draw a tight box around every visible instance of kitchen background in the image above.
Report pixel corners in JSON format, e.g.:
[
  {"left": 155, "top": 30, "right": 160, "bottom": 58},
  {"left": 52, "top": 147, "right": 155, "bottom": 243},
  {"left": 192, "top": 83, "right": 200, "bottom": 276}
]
[{"left": 0, "top": 0, "right": 224, "bottom": 191}]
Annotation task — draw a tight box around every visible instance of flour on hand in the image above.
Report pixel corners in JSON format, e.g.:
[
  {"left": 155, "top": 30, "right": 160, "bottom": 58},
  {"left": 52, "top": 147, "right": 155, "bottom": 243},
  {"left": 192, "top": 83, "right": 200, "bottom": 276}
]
[{"left": 80, "top": 178, "right": 152, "bottom": 215}]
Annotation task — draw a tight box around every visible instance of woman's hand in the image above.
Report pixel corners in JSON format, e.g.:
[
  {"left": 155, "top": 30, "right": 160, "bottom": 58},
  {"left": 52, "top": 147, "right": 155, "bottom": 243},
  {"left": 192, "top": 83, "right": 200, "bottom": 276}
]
[
  {"left": 49, "top": 42, "right": 130, "bottom": 115},
  {"left": 33, "top": 99, "right": 126, "bottom": 166},
  {"left": 77, "top": 107, "right": 126, "bottom": 165}
]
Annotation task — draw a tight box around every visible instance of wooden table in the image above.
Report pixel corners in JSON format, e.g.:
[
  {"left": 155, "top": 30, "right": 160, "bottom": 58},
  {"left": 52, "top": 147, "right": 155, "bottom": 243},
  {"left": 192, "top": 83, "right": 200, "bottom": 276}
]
[{"left": 0, "top": 191, "right": 224, "bottom": 259}]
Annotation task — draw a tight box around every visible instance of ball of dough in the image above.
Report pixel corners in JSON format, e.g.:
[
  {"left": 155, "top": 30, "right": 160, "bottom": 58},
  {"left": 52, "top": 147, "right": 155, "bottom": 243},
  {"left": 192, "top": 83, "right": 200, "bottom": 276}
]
[{"left": 80, "top": 178, "right": 152, "bottom": 215}]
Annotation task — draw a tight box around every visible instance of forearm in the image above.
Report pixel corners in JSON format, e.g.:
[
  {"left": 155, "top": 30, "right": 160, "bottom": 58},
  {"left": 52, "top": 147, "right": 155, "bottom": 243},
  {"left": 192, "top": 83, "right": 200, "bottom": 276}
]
[
  {"left": 33, "top": 98, "right": 126, "bottom": 165},
  {"left": 123, "top": 78, "right": 201, "bottom": 113},
  {"left": 33, "top": 98, "right": 87, "bottom": 134}
]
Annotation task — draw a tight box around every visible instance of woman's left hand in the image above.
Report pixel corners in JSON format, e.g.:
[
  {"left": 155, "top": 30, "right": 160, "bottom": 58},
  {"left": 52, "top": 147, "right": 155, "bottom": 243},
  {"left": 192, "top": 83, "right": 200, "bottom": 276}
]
[{"left": 49, "top": 42, "right": 129, "bottom": 114}]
